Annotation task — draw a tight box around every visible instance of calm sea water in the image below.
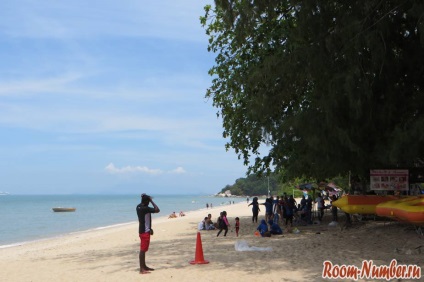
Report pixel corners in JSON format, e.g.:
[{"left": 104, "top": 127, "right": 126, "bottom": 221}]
[{"left": 0, "top": 194, "right": 243, "bottom": 247}]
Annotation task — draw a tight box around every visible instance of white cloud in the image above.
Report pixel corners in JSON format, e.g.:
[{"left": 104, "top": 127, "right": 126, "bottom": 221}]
[
  {"left": 105, "top": 163, "right": 187, "bottom": 175},
  {"left": 105, "top": 163, "right": 162, "bottom": 175},
  {"left": 169, "top": 167, "right": 186, "bottom": 174},
  {"left": 0, "top": 0, "right": 249, "bottom": 195}
]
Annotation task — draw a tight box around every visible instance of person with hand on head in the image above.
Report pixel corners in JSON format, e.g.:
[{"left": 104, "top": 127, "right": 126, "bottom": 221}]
[{"left": 136, "top": 193, "right": 160, "bottom": 274}]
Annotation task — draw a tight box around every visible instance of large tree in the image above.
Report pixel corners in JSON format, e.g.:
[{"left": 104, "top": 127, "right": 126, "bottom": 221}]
[{"left": 201, "top": 0, "right": 424, "bottom": 181}]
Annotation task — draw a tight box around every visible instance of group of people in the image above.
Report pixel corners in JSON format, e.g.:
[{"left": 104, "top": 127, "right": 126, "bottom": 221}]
[
  {"left": 168, "top": 211, "right": 185, "bottom": 218},
  {"left": 197, "top": 211, "right": 241, "bottom": 237},
  {"left": 135, "top": 192, "right": 339, "bottom": 274},
  {"left": 311, "top": 193, "right": 339, "bottom": 223},
  {"left": 256, "top": 218, "right": 283, "bottom": 237},
  {"left": 291, "top": 193, "right": 339, "bottom": 225},
  {"left": 247, "top": 196, "right": 284, "bottom": 237},
  {"left": 248, "top": 194, "right": 297, "bottom": 227},
  {"left": 197, "top": 213, "right": 216, "bottom": 231},
  {"left": 249, "top": 193, "right": 339, "bottom": 231}
]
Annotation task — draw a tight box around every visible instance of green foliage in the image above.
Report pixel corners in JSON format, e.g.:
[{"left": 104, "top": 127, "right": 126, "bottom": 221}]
[
  {"left": 219, "top": 173, "right": 278, "bottom": 196},
  {"left": 202, "top": 1, "right": 424, "bottom": 181},
  {"left": 219, "top": 172, "right": 348, "bottom": 197}
]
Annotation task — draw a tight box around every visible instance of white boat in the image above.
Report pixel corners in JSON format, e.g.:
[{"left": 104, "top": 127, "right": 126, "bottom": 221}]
[{"left": 52, "top": 207, "right": 76, "bottom": 212}]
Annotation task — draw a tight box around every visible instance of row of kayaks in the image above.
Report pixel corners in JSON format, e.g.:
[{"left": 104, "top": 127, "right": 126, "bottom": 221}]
[{"left": 333, "top": 195, "right": 424, "bottom": 225}]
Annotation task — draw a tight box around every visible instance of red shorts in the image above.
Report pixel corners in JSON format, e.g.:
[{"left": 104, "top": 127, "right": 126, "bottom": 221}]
[{"left": 139, "top": 232, "right": 151, "bottom": 252}]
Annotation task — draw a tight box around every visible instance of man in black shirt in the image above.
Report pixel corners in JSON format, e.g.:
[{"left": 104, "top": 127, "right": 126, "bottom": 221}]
[{"left": 136, "top": 193, "right": 160, "bottom": 274}]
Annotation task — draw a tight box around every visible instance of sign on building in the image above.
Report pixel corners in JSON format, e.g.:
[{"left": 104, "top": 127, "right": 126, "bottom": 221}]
[{"left": 370, "top": 169, "right": 409, "bottom": 191}]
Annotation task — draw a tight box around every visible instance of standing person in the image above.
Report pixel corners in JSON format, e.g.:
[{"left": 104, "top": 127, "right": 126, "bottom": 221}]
[
  {"left": 260, "top": 198, "right": 273, "bottom": 223},
  {"left": 284, "top": 195, "right": 296, "bottom": 226},
  {"left": 235, "top": 217, "right": 240, "bottom": 237},
  {"left": 217, "top": 211, "right": 230, "bottom": 237},
  {"left": 306, "top": 195, "right": 313, "bottom": 224},
  {"left": 206, "top": 203, "right": 209, "bottom": 209},
  {"left": 300, "top": 195, "right": 306, "bottom": 210},
  {"left": 278, "top": 195, "right": 285, "bottom": 221},
  {"left": 331, "top": 195, "right": 338, "bottom": 222},
  {"left": 315, "top": 193, "right": 324, "bottom": 222},
  {"left": 248, "top": 197, "right": 260, "bottom": 223},
  {"left": 273, "top": 196, "right": 279, "bottom": 215},
  {"left": 136, "top": 193, "right": 160, "bottom": 274},
  {"left": 273, "top": 196, "right": 281, "bottom": 223}
]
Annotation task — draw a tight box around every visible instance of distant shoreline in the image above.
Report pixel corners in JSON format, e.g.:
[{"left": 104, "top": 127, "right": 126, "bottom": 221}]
[{"left": 0, "top": 194, "right": 244, "bottom": 248}]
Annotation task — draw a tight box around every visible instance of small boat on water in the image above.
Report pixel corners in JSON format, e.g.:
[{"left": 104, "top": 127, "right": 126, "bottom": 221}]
[{"left": 52, "top": 207, "right": 76, "bottom": 212}]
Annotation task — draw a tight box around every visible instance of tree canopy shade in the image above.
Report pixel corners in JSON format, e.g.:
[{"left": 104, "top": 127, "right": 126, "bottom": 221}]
[{"left": 201, "top": 0, "right": 424, "bottom": 181}]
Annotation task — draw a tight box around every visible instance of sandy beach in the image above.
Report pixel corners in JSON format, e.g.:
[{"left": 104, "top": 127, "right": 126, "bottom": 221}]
[{"left": 0, "top": 200, "right": 422, "bottom": 282}]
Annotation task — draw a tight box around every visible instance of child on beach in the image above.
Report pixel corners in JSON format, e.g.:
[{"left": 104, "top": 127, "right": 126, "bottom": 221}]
[
  {"left": 235, "top": 217, "right": 240, "bottom": 237},
  {"left": 217, "top": 211, "right": 230, "bottom": 237}
]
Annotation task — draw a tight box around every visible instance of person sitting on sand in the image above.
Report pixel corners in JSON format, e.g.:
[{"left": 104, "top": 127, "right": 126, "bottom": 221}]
[
  {"left": 179, "top": 211, "right": 185, "bottom": 217},
  {"left": 198, "top": 217, "right": 207, "bottom": 230},
  {"left": 205, "top": 214, "right": 215, "bottom": 230},
  {"left": 257, "top": 219, "right": 271, "bottom": 237},
  {"left": 168, "top": 212, "right": 177, "bottom": 219},
  {"left": 268, "top": 219, "right": 283, "bottom": 235}
]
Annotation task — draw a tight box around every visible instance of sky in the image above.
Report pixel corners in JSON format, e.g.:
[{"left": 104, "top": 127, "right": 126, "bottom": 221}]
[{"left": 0, "top": 0, "right": 251, "bottom": 195}]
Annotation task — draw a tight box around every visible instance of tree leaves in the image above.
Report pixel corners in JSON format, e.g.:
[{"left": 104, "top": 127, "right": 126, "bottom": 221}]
[{"left": 203, "top": 0, "right": 424, "bottom": 180}]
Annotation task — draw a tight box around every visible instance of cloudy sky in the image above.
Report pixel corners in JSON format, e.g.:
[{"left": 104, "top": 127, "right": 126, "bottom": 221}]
[{"left": 0, "top": 0, "right": 250, "bottom": 195}]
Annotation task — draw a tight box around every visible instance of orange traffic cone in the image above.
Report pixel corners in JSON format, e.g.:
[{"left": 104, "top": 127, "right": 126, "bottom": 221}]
[{"left": 189, "top": 232, "right": 209, "bottom": 264}]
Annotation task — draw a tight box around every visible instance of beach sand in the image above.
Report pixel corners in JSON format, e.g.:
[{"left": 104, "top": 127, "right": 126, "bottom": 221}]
[{"left": 0, "top": 200, "right": 422, "bottom": 282}]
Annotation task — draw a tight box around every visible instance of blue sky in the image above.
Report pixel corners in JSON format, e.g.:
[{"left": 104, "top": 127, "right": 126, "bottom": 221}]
[{"left": 0, "top": 1, "right": 250, "bottom": 195}]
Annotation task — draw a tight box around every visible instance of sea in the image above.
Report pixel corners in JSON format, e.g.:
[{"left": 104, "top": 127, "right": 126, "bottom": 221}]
[{"left": 0, "top": 194, "right": 244, "bottom": 248}]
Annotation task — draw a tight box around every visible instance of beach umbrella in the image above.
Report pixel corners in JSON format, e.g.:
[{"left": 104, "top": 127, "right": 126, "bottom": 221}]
[{"left": 296, "top": 183, "right": 314, "bottom": 190}]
